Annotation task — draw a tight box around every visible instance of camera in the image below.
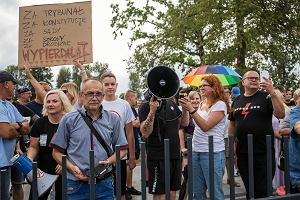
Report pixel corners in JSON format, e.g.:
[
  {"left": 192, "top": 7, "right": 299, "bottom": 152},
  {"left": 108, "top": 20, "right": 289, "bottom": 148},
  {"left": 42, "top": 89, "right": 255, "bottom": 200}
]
[
  {"left": 85, "top": 164, "right": 113, "bottom": 180},
  {"left": 179, "top": 94, "right": 185, "bottom": 99}
]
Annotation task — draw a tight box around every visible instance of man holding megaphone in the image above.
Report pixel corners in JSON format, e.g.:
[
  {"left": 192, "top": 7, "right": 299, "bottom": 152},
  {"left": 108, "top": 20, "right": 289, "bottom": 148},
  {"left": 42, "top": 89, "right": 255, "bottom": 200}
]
[
  {"left": 0, "top": 71, "right": 30, "bottom": 200},
  {"left": 139, "top": 66, "right": 190, "bottom": 200}
]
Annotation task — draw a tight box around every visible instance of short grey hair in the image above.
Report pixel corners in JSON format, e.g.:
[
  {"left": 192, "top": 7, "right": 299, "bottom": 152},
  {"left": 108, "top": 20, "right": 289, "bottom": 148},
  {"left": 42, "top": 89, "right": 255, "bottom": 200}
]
[{"left": 80, "top": 78, "right": 102, "bottom": 92}]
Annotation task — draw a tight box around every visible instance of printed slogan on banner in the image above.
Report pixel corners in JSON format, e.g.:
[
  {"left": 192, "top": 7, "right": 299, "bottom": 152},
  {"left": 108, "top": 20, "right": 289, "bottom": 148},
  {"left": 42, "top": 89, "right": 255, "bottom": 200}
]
[{"left": 18, "top": 1, "right": 92, "bottom": 68}]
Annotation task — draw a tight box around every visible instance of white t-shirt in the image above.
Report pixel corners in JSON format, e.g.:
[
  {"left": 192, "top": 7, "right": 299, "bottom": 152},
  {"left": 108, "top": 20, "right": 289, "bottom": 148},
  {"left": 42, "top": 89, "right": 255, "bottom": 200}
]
[
  {"left": 102, "top": 98, "right": 135, "bottom": 127},
  {"left": 192, "top": 100, "right": 227, "bottom": 152}
]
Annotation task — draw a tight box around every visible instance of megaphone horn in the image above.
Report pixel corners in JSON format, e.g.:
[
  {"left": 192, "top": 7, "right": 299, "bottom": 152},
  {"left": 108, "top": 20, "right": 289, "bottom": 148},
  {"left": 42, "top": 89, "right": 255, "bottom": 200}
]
[
  {"left": 10, "top": 154, "right": 58, "bottom": 197},
  {"left": 146, "top": 65, "right": 180, "bottom": 99}
]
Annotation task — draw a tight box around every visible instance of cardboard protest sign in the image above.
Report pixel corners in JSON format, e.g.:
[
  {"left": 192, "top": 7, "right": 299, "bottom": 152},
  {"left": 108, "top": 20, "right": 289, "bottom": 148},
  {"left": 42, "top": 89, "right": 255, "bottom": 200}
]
[{"left": 18, "top": 1, "right": 93, "bottom": 68}]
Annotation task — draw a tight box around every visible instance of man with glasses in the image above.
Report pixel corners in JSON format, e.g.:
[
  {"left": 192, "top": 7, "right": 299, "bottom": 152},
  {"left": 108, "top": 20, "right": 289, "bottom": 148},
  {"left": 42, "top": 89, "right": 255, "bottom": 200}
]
[
  {"left": 51, "top": 79, "right": 128, "bottom": 200},
  {"left": 16, "top": 87, "right": 32, "bottom": 105},
  {"left": 228, "top": 70, "right": 285, "bottom": 198},
  {"left": 0, "top": 71, "right": 30, "bottom": 200}
]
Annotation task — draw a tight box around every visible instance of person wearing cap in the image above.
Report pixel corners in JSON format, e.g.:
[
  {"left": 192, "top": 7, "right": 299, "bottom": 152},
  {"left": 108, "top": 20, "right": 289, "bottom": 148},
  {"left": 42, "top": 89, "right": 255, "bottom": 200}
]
[
  {"left": 231, "top": 86, "right": 241, "bottom": 101},
  {"left": 0, "top": 70, "right": 30, "bottom": 200},
  {"left": 9, "top": 87, "right": 40, "bottom": 200},
  {"left": 16, "top": 87, "right": 32, "bottom": 105},
  {"left": 228, "top": 71, "right": 285, "bottom": 198}
]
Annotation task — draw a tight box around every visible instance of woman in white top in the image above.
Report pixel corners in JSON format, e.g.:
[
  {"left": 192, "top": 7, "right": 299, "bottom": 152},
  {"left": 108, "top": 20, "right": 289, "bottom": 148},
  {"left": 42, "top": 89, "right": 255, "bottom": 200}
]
[{"left": 180, "top": 75, "right": 230, "bottom": 200}]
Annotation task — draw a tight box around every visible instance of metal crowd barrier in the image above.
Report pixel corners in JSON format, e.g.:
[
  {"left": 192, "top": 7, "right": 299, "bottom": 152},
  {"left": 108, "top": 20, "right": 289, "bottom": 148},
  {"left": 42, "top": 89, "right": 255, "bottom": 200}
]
[{"left": 2, "top": 135, "right": 300, "bottom": 199}]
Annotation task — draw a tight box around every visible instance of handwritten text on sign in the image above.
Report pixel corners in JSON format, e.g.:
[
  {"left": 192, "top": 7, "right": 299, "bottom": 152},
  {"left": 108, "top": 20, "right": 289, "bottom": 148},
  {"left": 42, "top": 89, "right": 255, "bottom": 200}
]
[{"left": 18, "top": 1, "right": 92, "bottom": 68}]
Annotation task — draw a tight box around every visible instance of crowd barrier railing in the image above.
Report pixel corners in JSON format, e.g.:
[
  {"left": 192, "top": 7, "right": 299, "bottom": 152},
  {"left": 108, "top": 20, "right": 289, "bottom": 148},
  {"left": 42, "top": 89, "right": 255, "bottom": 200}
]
[{"left": 2, "top": 135, "right": 300, "bottom": 200}]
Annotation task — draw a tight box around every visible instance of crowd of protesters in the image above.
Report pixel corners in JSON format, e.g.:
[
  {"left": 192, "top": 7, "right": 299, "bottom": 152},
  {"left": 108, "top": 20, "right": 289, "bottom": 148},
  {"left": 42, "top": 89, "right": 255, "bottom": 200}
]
[{"left": 1, "top": 65, "right": 300, "bottom": 200}]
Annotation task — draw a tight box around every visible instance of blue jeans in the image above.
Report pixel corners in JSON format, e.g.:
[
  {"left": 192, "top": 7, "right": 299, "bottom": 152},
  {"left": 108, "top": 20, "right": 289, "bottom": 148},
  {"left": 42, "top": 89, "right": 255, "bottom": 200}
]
[
  {"left": 67, "top": 177, "right": 114, "bottom": 200},
  {"left": 192, "top": 151, "right": 225, "bottom": 200}
]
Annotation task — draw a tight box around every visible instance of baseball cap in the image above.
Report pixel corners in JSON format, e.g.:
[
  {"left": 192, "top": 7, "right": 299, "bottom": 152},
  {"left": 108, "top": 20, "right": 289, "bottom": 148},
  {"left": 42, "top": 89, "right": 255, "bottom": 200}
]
[
  {"left": 16, "top": 87, "right": 31, "bottom": 95},
  {"left": 0, "top": 71, "right": 19, "bottom": 84},
  {"left": 231, "top": 87, "right": 241, "bottom": 97}
]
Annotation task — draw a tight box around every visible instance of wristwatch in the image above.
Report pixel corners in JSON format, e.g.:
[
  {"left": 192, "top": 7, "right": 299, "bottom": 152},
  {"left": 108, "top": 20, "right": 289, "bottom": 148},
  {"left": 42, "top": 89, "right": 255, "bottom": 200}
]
[{"left": 16, "top": 122, "right": 23, "bottom": 132}]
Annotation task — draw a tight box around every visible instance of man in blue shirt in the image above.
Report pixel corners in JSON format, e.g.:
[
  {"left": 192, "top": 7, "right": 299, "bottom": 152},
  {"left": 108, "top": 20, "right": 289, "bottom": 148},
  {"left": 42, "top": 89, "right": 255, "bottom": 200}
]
[
  {"left": 51, "top": 79, "right": 128, "bottom": 200},
  {"left": 0, "top": 71, "right": 30, "bottom": 200}
]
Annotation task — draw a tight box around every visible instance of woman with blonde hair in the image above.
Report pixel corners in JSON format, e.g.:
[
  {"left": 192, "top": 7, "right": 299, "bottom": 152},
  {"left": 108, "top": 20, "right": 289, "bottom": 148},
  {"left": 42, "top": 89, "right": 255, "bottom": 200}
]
[
  {"left": 180, "top": 75, "right": 230, "bottom": 200},
  {"left": 60, "top": 61, "right": 88, "bottom": 110},
  {"left": 27, "top": 90, "right": 72, "bottom": 200},
  {"left": 60, "top": 82, "right": 80, "bottom": 107}
]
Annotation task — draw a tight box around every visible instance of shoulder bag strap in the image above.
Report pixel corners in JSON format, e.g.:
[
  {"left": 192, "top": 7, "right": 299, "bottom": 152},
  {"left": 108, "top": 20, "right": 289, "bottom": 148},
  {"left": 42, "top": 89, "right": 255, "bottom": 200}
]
[{"left": 78, "top": 110, "right": 112, "bottom": 157}]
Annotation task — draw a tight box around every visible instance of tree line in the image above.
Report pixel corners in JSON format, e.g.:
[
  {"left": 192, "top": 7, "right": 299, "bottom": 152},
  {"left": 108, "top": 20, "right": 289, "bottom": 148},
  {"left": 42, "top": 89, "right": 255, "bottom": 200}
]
[{"left": 110, "top": 0, "right": 300, "bottom": 90}]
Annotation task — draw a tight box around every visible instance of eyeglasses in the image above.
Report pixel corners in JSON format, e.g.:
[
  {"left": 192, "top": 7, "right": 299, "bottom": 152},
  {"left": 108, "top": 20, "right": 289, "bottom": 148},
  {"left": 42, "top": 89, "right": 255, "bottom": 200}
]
[
  {"left": 62, "top": 90, "right": 68, "bottom": 94},
  {"left": 84, "top": 92, "right": 103, "bottom": 98},
  {"left": 199, "top": 84, "right": 212, "bottom": 89},
  {"left": 244, "top": 77, "right": 259, "bottom": 81}
]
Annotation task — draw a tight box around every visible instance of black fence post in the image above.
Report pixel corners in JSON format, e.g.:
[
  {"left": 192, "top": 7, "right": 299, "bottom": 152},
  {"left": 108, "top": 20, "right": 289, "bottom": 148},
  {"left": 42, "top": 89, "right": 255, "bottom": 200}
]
[
  {"left": 248, "top": 134, "right": 254, "bottom": 199},
  {"left": 187, "top": 136, "right": 193, "bottom": 200},
  {"left": 115, "top": 145, "right": 121, "bottom": 200},
  {"left": 283, "top": 136, "right": 290, "bottom": 194},
  {"left": 141, "top": 142, "right": 147, "bottom": 200},
  {"left": 32, "top": 161, "right": 38, "bottom": 200},
  {"left": 61, "top": 155, "right": 67, "bottom": 200},
  {"left": 164, "top": 139, "right": 170, "bottom": 200},
  {"left": 208, "top": 135, "right": 215, "bottom": 200},
  {"left": 266, "top": 135, "right": 273, "bottom": 196},
  {"left": 89, "top": 150, "right": 95, "bottom": 200},
  {"left": 0, "top": 169, "right": 6, "bottom": 200},
  {"left": 229, "top": 136, "right": 235, "bottom": 200}
]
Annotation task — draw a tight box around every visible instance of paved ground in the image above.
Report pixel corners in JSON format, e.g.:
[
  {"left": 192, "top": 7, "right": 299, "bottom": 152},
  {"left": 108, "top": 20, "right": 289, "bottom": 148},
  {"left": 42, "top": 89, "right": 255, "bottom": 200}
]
[{"left": 21, "top": 165, "right": 246, "bottom": 200}]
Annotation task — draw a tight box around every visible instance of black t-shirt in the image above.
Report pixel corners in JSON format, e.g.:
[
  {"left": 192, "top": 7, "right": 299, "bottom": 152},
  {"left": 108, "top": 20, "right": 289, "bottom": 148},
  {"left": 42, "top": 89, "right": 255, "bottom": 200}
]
[
  {"left": 139, "top": 99, "right": 182, "bottom": 160},
  {"left": 30, "top": 116, "right": 59, "bottom": 174},
  {"left": 228, "top": 90, "right": 274, "bottom": 154},
  {"left": 13, "top": 101, "right": 36, "bottom": 125}
]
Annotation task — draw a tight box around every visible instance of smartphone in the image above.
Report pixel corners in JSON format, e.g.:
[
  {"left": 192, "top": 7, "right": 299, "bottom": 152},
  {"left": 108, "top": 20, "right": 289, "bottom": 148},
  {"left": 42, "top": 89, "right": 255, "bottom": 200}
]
[
  {"left": 179, "top": 94, "right": 185, "bottom": 99},
  {"left": 260, "top": 70, "right": 269, "bottom": 82}
]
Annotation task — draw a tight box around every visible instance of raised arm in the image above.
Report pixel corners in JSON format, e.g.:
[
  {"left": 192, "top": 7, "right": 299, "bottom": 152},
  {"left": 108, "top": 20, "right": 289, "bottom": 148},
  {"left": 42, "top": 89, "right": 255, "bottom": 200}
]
[
  {"left": 140, "top": 97, "right": 159, "bottom": 139},
  {"left": 24, "top": 66, "right": 47, "bottom": 101},
  {"left": 260, "top": 78, "right": 285, "bottom": 119},
  {"left": 74, "top": 60, "right": 88, "bottom": 82}
]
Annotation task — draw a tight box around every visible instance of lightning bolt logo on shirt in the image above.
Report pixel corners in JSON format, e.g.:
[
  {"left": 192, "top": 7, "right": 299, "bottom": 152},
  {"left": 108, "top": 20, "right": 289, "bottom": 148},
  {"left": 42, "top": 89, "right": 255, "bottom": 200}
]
[{"left": 241, "top": 103, "right": 251, "bottom": 119}]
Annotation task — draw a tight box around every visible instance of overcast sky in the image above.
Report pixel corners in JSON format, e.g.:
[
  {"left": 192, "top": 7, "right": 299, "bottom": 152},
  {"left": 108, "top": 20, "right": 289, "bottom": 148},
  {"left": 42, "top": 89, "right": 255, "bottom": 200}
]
[{"left": 0, "top": 0, "right": 132, "bottom": 94}]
